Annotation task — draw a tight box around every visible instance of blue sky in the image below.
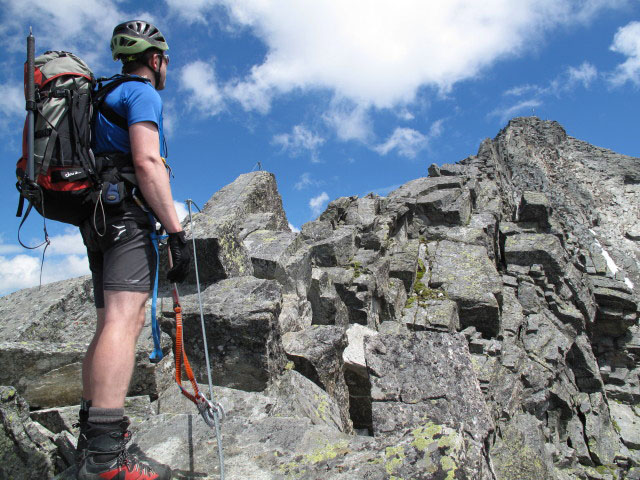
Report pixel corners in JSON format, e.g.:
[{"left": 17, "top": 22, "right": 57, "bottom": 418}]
[{"left": 0, "top": 0, "right": 639, "bottom": 295}]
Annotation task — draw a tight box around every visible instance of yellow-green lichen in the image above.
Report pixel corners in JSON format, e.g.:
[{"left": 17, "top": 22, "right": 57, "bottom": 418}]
[
  {"left": 315, "top": 394, "right": 329, "bottom": 421},
  {"left": 411, "top": 423, "right": 443, "bottom": 451},
  {"left": 304, "top": 440, "right": 349, "bottom": 464},
  {"left": 385, "top": 445, "right": 406, "bottom": 474},
  {"left": 285, "top": 361, "right": 295, "bottom": 371}
]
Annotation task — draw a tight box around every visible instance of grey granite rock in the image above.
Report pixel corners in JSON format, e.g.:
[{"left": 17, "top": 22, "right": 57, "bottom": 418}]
[
  {"left": 609, "top": 402, "right": 640, "bottom": 450},
  {"left": 168, "top": 171, "right": 289, "bottom": 285},
  {"left": 161, "top": 276, "right": 286, "bottom": 392},
  {"left": 282, "top": 326, "right": 352, "bottom": 433},
  {"left": 0, "top": 341, "right": 158, "bottom": 409},
  {"left": 505, "top": 233, "right": 567, "bottom": 282},
  {"left": 307, "top": 268, "right": 349, "bottom": 327},
  {"left": 518, "top": 191, "right": 552, "bottom": 228},
  {"left": 400, "top": 299, "right": 460, "bottom": 332},
  {"left": 429, "top": 240, "right": 502, "bottom": 337},
  {"left": 0, "top": 386, "right": 57, "bottom": 478},
  {"left": 243, "top": 229, "right": 311, "bottom": 296},
  {"left": 365, "top": 332, "right": 493, "bottom": 442},
  {"left": 309, "top": 225, "right": 357, "bottom": 267}
]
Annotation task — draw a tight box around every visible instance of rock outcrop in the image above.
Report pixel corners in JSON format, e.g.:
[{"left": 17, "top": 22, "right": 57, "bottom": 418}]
[{"left": 0, "top": 117, "right": 638, "bottom": 479}]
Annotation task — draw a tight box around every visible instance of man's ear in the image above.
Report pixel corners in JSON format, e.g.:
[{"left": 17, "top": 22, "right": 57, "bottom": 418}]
[{"left": 148, "top": 53, "right": 159, "bottom": 71}]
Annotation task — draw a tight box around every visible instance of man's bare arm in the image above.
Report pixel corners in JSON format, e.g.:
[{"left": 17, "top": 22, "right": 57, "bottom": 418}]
[{"left": 129, "top": 121, "right": 182, "bottom": 233}]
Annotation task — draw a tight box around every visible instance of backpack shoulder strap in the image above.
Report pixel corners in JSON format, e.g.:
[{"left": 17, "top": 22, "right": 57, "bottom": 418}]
[{"left": 93, "top": 75, "right": 150, "bottom": 131}]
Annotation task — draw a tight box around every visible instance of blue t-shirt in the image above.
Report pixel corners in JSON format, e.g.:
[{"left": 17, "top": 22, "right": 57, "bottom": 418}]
[{"left": 93, "top": 76, "right": 167, "bottom": 157}]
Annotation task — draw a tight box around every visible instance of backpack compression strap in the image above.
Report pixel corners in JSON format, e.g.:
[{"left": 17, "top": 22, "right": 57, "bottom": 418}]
[{"left": 93, "top": 75, "right": 150, "bottom": 131}]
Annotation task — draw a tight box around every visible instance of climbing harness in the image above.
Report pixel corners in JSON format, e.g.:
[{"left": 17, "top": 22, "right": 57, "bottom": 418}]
[{"left": 147, "top": 198, "right": 225, "bottom": 478}]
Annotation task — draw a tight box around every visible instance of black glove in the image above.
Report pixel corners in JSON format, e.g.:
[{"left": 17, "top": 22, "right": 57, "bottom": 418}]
[{"left": 167, "top": 231, "right": 191, "bottom": 284}]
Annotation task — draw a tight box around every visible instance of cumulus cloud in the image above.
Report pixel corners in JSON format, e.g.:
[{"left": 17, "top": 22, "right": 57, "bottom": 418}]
[
  {"left": 375, "top": 120, "right": 444, "bottom": 159},
  {"left": 272, "top": 125, "right": 324, "bottom": 160},
  {"left": 167, "top": 0, "right": 624, "bottom": 112},
  {"left": 609, "top": 21, "right": 640, "bottom": 86},
  {"left": 0, "top": 0, "right": 153, "bottom": 68},
  {"left": 180, "top": 61, "right": 225, "bottom": 115},
  {"left": 0, "top": 229, "right": 91, "bottom": 296},
  {"left": 309, "top": 192, "right": 329, "bottom": 216}
]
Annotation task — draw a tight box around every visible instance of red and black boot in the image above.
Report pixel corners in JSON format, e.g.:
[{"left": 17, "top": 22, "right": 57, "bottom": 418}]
[{"left": 77, "top": 418, "right": 171, "bottom": 480}]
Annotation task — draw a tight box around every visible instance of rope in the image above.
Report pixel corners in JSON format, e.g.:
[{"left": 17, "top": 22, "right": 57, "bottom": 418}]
[{"left": 187, "top": 199, "right": 225, "bottom": 479}]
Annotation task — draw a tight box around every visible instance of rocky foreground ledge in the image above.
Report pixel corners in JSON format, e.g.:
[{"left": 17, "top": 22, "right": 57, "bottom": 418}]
[{"left": 1, "top": 117, "right": 638, "bottom": 479}]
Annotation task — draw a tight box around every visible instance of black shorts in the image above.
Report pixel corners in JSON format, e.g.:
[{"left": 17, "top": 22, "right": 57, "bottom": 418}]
[{"left": 81, "top": 207, "right": 156, "bottom": 309}]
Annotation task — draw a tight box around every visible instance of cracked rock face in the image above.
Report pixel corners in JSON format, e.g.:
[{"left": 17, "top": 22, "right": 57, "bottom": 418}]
[{"left": 1, "top": 120, "right": 639, "bottom": 479}]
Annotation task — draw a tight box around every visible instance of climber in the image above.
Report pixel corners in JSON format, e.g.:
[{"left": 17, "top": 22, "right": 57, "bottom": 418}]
[{"left": 75, "top": 20, "right": 190, "bottom": 479}]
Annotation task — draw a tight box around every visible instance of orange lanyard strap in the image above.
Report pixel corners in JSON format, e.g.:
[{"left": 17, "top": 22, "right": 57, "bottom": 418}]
[{"left": 173, "top": 300, "right": 201, "bottom": 402}]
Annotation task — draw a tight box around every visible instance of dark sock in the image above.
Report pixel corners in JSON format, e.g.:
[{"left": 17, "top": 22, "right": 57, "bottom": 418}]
[{"left": 87, "top": 407, "right": 124, "bottom": 425}]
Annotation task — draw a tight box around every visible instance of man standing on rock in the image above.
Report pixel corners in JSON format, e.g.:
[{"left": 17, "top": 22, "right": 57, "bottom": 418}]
[{"left": 76, "top": 20, "right": 190, "bottom": 479}]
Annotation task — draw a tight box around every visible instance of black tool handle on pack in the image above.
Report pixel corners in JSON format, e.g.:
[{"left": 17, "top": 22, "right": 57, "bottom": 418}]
[{"left": 26, "top": 27, "right": 35, "bottom": 182}]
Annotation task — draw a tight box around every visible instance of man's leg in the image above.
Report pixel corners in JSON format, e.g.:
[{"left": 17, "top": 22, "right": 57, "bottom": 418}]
[
  {"left": 87, "top": 290, "right": 149, "bottom": 408},
  {"left": 82, "top": 308, "right": 105, "bottom": 402}
]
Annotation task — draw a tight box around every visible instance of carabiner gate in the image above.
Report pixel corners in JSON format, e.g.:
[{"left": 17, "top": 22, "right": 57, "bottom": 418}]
[{"left": 196, "top": 394, "right": 225, "bottom": 429}]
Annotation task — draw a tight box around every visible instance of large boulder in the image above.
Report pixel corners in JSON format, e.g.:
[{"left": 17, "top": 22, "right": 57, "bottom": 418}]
[
  {"left": 161, "top": 276, "right": 287, "bottom": 392},
  {"left": 167, "top": 171, "right": 290, "bottom": 285},
  {"left": 364, "top": 332, "right": 493, "bottom": 442},
  {"left": 282, "top": 326, "right": 352, "bottom": 433},
  {"left": 0, "top": 341, "right": 159, "bottom": 409},
  {"left": 429, "top": 240, "right": 502, "bottom": 337}
]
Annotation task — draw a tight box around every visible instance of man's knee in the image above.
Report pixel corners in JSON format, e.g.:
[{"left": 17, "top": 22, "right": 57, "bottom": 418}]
[{"left": 103, "top": 290, "right": 149, "bottom": 331}]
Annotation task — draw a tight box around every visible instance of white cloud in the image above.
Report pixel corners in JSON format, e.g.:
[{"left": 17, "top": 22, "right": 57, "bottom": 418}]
[
  {"left": 323, "top": 100, "right": 373, "bottom": 142},
  {"left": 0, "top": 230, "right": 90, "bottom": 296},
  {"left": 504, "top": 84, "right": 544, "bottom": 97},
  {"left": 295, "top": 172, "right": 321, "bottom": 191},
  {"left": 375, "top": 120, "right": 443, "bottom": 159},
  {"left": 0, "top": 253, "right": 90, "bottom": 296},
  {"left": 609, "top": 21, "right": 640, "bottom": 86},
  {"left": 46, "top": 229, "right": 87, "bottom": 256},
  {"left": 309, "top": 192, "right": 329, "bottom": 216},
  {"left": 288, "top": 222, "right": 300, "bottom": 233},
  {"left": 489, "top": 99, "right": 542, "bottom": 124},
  {"left": 566, "top": 62, "right": 598, "bottom": 89},
  {"left": 174, "top": 201, "right": 188, "bottom": 222},
  {"left": 0, "top": 0, "right": 154, "bottom": 69},
  {"left": 180, "top": 61, "right": 225, "bottom": 115},
  {"left": 272, "top": 125, "right": 324, "bottom": 160},
  {"left": 506, "top": 62, "right": 598, "bottom": 99},
  {"left": 0, "top": 82, "right": 24, "bottom": 125},
  {"left": 165, "top": 0, "right": 221, "bottom": 24},
  {"left": 168, "top": 0, "right": 625, "bottom": 112}
]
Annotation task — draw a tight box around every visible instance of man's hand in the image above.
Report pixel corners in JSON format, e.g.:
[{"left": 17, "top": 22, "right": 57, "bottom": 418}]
[{"left": 167, "top": 231, "right": 191, "bottom": 283}]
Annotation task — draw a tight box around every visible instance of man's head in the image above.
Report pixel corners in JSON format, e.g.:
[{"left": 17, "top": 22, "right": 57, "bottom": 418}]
[{"left": 111, "top": 20, "right": 169, "bottom": 90}]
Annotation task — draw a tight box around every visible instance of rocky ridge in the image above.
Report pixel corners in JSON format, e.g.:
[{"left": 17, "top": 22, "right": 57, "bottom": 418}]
[{"left": 0, "top": 116, "right": 638, "bottom": 479}]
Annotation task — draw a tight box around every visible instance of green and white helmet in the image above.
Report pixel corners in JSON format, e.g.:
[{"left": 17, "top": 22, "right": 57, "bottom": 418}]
[{"left": 111, "top": 20, "right": 169, "bottom": 62}]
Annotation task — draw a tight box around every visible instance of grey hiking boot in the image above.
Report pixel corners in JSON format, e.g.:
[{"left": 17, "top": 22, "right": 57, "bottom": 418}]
[{"left": 77, "top": 418, "right": 171, "bottom": 480}]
